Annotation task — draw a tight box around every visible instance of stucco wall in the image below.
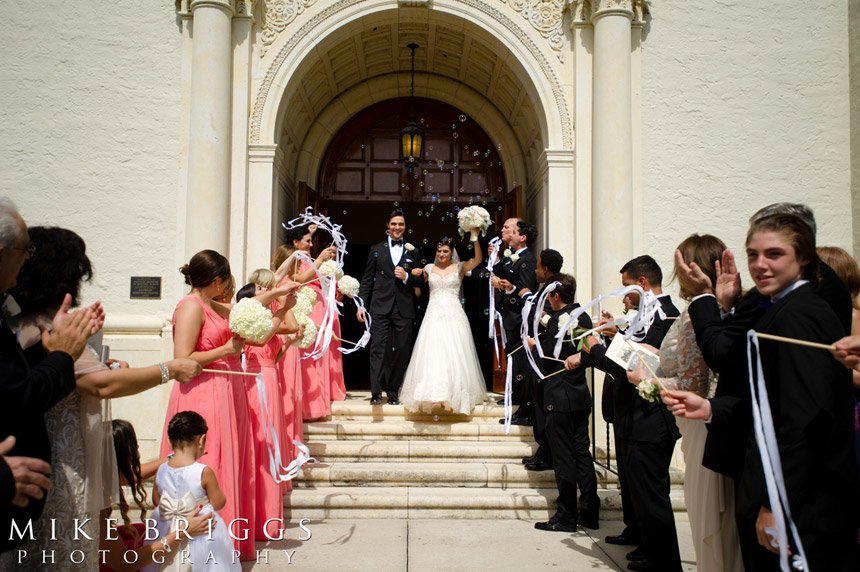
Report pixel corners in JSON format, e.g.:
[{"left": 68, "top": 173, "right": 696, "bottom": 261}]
[
  {"left": 0, "top": 0, "right": 184, "bottom": 320},
  {"left": 641, "top": 1, "right": 852, "bottom": 288},
  {"left": 851, "top": 0, "right": 860, "bottom": 256}
]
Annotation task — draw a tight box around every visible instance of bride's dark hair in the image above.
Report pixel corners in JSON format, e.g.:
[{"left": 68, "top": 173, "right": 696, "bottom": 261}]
[{"left": 437, "top": 237, "right": 455, "bottom": 249}]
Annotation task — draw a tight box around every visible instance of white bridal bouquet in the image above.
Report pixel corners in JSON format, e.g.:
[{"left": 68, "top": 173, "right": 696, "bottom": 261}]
[
  {"left": 338, "top": 275, "right": 360, "bottom": 298},
  {"left": 296, "top": 314, "right": 318, "bottom": 349},
  {"left": 229, "top": 298, "right": 274, "bottom": 343},
  {"left": 457, "top": 205, "right": 492, "bottom": 237}
]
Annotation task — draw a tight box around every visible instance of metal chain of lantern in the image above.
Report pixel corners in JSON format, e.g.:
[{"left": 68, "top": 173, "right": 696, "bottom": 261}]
[{"left": 400, "top": 42, "right": 423, "bottom": 170}]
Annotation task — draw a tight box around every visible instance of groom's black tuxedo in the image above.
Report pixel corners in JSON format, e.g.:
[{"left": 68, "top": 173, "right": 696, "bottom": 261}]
[
  {"left": 360, "top": 239, "right": 424, "bottom": 398},
  {"left": 359, "top": 241, "right": 422, "bottom": 319}
]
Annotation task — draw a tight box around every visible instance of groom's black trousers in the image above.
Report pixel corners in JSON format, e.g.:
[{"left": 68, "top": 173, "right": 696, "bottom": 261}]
[{"left": 368, "top": 306, "right": 413, "bottom": 396}]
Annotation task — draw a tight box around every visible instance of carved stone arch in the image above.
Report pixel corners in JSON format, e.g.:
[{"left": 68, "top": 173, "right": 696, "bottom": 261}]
[{"left": 250, "top": 0, "right": 573, "bottom": 150}]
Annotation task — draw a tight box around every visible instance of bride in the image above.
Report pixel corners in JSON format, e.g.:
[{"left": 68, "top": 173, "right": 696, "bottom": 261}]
[{"left": 400, "top": 230, "right": 488, "bottom": 414}]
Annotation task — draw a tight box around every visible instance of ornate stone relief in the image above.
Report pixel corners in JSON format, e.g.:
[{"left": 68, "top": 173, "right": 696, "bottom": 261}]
[
  {"left": 504, "top": 1, "right": 566, "bottom": 62},
  {"left": 261, "top": 0, "right": 319, "bottom": 54},
  {"left": 236, "top": 0, "right": 257, "bottom": 18},
  {"left": 251, "top": 0, "right": 573, "bottom": 149},
  {"left": 567, "top": 0, "right": 648, "bottom": 25}
]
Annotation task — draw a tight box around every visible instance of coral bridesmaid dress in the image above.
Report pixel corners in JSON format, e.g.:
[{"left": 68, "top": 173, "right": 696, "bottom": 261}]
[{"left": 159, "top": 295, "right": 256, "bottom": 560}]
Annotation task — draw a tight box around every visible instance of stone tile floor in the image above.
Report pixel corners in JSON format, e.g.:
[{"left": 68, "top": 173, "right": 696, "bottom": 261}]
[{"left": 241, "top": 514, "right": 697, "bottom": 571}]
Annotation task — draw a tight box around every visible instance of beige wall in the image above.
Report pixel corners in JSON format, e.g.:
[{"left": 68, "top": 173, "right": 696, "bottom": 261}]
[
  {"left": 851, "top": 0, "right": 860, "bottom": 256},
  {"left": 0, "top": 1, "right": 184, "bottom": 320},
  {"left": 641, "top": 1, "right": 853, "bottom": 288}
]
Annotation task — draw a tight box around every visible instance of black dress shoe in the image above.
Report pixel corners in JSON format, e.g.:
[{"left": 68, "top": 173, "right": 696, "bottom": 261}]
[
  {"left": 521, "top": 455, "right": 536, "bottom": 465},
  {"left": 510, "top": 416, "right": 533, "bottom": 426},
  {"left": 524, "top": 460, "right": 553, "bottom": 471},
  {"left": 605, "top": 533, "right": 639, "bottom": 546},
  {"left": 626, "top": 547, "right": 647, "bottom": 562},
  {"left": 496, "top": 397, "right": 505, "bottom": 405},
  {"left": 370, "top": 393, "right": 383, "bottom": 405},
  {"left": 577, "top": 515, "right": 599, "bottom": 530},
  {"left": 626, "top": 559, "right": 660, "bottom": 572},
  {"left": 534, "top": 517, "right": 577, "bottom": 533},
  {"left": 387, "top": 395, "right": 401, "bottom": 405}
]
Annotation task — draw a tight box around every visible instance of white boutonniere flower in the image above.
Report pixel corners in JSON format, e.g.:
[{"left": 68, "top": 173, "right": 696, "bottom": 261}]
[
  {"left": 510, "top": 254, "right": 520, "bottom": 263},
  {"left": 405, "top": 243, "right": 415, "bottom": 252},
  {"left": 503, "top": 248, "right": 512, "bottom": 258},
  {"left": 557, "top": 312, "right": 571, "bottom": 328}
]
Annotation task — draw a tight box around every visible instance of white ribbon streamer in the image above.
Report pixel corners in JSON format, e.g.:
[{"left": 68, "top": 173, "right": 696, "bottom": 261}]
[
  {"left": 503, "top": 354, "right": 513, "bottom": 434},
  {"left": 520, "top": 293, "right": 545, "bottom": 380},
  {"left": 745, "top": 331, "right": 808, "bottom": 571},
  {"left": 284, "top": 208, "right": 348, "bottom": 360},
  {"left": 486, "top": 236, "right": 504, "bottom": 360},
  {"left": 339, "top": 294, "right": 372, "bottom": 355},
  {"left": 552, "top": 285, "right": 666, "bottom": 358},
  {"left": 253, "top": 372, "right": 317, "bottom": 483}
]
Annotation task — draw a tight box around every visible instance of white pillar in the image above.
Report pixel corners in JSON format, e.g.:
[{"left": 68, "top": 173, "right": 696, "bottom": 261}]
[
  {"left": 246, "top": 144, "right": 278, "bottom": 273},
  {"left": 571, "top": 7, "right": 594, "bottom": 301},
  {"left": 544, "top": 150, "right": 576, "bottom": 270},
  {"left": 591, "top": 0, "right": 634, "bottom": 298},
  {"left": 185, "top": 0, "right": 235, "bottom": 259}
]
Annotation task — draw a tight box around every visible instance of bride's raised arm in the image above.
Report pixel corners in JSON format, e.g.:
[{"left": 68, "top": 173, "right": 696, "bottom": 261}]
[{"left": 459, "top": 230, "right": 484, "bottom": 276}]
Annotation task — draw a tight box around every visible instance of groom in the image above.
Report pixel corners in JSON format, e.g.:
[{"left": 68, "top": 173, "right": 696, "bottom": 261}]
[{"left": 357, "top": 209, "right": 424, "bottom": 405}]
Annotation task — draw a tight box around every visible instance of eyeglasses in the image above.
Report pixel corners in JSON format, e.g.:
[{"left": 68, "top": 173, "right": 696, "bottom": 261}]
[{"left": 13, "top": 241, "right": 36, "bottom": 258}]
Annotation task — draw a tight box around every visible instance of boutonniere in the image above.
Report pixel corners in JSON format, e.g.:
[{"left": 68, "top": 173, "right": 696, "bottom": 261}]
[
  {"left": 1, "top": 295, "right": 21, "bottom": 322},
  {"left": 503, "top": 248, "right": 512, "bottom": 258},
  {"left": 405, "top": 243, "right": 415, "bottom": 252},
  {"left": 557, "top": 312, "right": 571, "bottom": 329},
  {"left": 510, "top": 253, "right": 520, "bottom": 263}
]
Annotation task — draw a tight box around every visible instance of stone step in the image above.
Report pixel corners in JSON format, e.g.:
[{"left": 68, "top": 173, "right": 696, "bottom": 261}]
[
  {"left": 331, "top": 395, "right": 506, "bottom": 421},
  {"left": 305, "top": 419, "right": 537, "bottom": 441},
  {"left": 294, "top": 460, "right": 682, "bottom": 488},
  {"left": 284, "top": 486, "right": 686, "bottom": 520}
]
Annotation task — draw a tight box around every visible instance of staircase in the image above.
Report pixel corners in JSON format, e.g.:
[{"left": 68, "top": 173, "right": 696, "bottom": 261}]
[{"left": 286, "top": 392, "right": 684, "bottom": 520}]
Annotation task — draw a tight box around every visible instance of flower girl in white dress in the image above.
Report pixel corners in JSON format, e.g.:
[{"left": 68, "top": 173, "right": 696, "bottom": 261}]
[
  {"left": 152, "top": 411, "right": 240, "bottom": 571},
  {"left": 400, "top": 231, "right": 488, "bottom": 414}
]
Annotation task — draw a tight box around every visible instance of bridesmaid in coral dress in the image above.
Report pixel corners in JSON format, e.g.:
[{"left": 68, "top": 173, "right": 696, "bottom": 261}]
[
  {"left": 236, "top": 278, "right": 294, "bottom": 540},
  {"left": 160, "top": 250, "right": 257, "bottom": 559},
  {"left": 284, "top": 224, "right": 344, "bottom": 420}
]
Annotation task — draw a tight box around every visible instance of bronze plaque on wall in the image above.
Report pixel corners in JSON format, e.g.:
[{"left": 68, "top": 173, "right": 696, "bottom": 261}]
[{"left": 130, "top": 276, "right": 162, "bottom": 300}]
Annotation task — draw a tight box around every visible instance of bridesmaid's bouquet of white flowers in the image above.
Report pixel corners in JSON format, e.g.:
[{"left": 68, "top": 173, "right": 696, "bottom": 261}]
[
  {"left": 292, "top": 295, "right": 313, "bottom": 317},
  {"left": 318, "top": 260, "right": 339, "bottom": 277},
  {"left": 297, "top": 287, "right": 317, "bottom": 306},
  {"left": 337, "top": 275, "right": 360, "bottom": 298},
  {"left": 295, "top": 314, "right": 318, "bottom": 349},
  {"left": 457, "top": 205, "right": 492, "bottom": 237},
  {"left": 229, "top": 298, "right": 274, "bottom": 343}
]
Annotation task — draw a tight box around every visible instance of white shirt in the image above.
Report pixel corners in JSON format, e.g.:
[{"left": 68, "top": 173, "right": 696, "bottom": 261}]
[{"left": 388, "top": 237, "right": 404, "bottom": 266}]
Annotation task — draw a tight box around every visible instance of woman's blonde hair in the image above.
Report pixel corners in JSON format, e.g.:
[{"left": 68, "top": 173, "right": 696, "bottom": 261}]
[{"left": 248, "top": 268, "right": 276, "bottom": 289}]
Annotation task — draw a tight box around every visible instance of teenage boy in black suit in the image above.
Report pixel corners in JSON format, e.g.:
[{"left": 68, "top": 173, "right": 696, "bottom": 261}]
[
  {"left": 358, "top": 209, "right": 424, "bottom": 405},
  {"left": 532, "top": 273, "right": 601, "bottom": 532}
]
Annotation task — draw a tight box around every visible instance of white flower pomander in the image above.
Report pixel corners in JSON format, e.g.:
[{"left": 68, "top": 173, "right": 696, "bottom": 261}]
[
  {"left": 457, "top": 205, "right": 492, "bottom": 237},
  {"left": 338, "top": 275, "right": 360, "bottom": 298},
  {"left": 296, "top": 314, "right": 318, "bottom": 349},
  {"left": 335, "top": 267, "right": 345, "bottom": 280},
  {"left": 229, "top": 298, "right": 274, "bottom": 343},
  {"left": 292, "top": 296, "right": 313, "bottom": 318},
  {"left": 510, "top": 253, "right": 520, "bottom": 263},
  {"left": 298, "top": 286, "right": 317, "bottom": 305},
  {"left": 318, "top": 260, "right": 339, "bottom": 277},
  {"left": 404, "top": 242, "right": 415, "bottom": 252},
  {"left": 503, "top": 248, "right": 512, "bottom": 258}
]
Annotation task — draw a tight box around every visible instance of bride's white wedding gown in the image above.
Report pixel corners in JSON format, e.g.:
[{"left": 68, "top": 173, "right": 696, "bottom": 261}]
[{"left": 400, "top": 263, "right": 488, "bottom": 415}]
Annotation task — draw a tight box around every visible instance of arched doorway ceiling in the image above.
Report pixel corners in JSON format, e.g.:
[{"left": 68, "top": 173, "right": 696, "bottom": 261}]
[{"left": 254, "top": 3, "right": 571, "bottom": 191}]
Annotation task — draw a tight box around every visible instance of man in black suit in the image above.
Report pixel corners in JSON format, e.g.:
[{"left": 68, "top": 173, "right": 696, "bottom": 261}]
[
  {"left": 357, "top": 209, "right": 425, "bottom": 405},
  {"left": 582, "top": 255, "right": 682, "bottom": 572},
  {"left": 533, "top": 273, "right": 601, "bottom": 532},
  {"left": 0, "top": 198, "right": 98, "bottom": 551},
  {"left": 491, "top": 218, "right": 538, "bottom": 424},
  {"left": 521, "top": 249, "right": 563, "bottom": 471}
]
